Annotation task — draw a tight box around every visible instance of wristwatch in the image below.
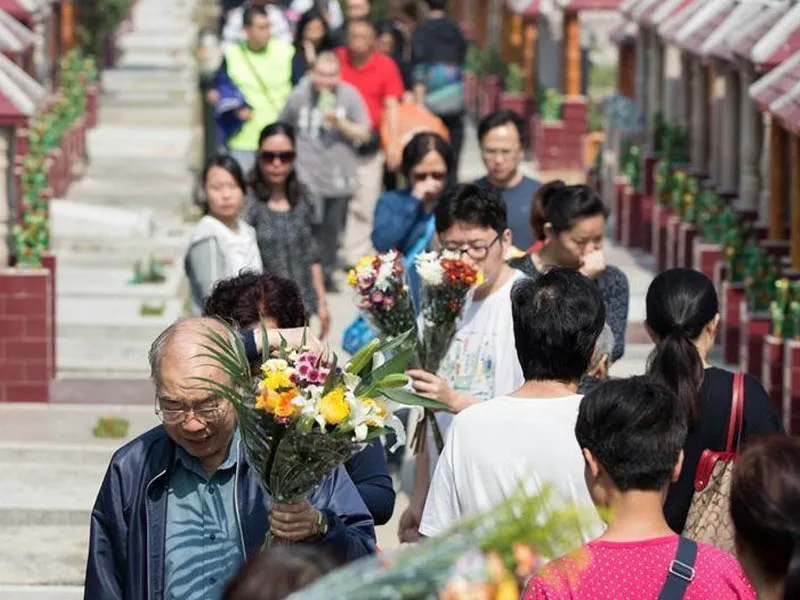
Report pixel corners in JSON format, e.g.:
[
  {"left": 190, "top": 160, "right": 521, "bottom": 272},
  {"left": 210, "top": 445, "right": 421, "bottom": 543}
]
[{"left": 315, "top": 509, "right": 329, "bottom": 538}]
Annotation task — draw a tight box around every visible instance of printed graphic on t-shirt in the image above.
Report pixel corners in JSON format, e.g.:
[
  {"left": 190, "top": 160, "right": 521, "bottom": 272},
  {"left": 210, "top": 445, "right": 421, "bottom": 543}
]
[{"left": 439, "top": 332, "right": 497, "bottom": 403}]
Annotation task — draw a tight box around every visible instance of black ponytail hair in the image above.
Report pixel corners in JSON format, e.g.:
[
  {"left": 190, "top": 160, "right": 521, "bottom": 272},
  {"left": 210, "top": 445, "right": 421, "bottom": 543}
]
[
  {"left": 645, "top": 268, "right": 718, "bottom": 427},
  {"left": 530, "top": 180, "right": 608, "bottom": 241},
  {"left": 730, "top": 435, "right": 800, "bottom": 600}
]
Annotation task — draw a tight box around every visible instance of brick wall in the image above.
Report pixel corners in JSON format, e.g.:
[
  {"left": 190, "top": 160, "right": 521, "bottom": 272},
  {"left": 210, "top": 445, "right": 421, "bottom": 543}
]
[
  {"left": 534, "top": 97, "right": 588, "bottom": 172},
  {"left": 0, "top": 267, "right": 54, "bottom": 403}
]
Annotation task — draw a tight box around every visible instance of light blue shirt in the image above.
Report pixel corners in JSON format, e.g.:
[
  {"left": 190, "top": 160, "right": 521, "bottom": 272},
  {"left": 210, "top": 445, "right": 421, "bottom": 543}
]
[{"left": 164, "top": 430, "right": 244, "bottom": 600}]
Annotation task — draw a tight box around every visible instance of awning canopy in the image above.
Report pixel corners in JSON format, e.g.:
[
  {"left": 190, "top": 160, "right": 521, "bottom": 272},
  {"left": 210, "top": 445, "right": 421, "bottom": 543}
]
[
  {"left": 0, "top": 50, "right": 43, "bottom": 125},
  {"left": 555, "top": 0, "right": 622, "bottom": 11},
  {"left": 672, "top": 0, "right": 734, "bottom": 57},
  {"left": 0, "top": 0, "right": 42, "bottom": 26},
  {"left": 701, "top": 2, "right": 785, "bottom": 63},
  {"left": 645, "top": 0, "right": 695, "bottom": 28},
  {"left": 750, "top": 49, "right": 800, "bottom": 134},
  {"left": 725, "top": 3, "right": 790, "bottom": 65},
  {"left": 659, "top": 0, "right": 704, "bottom": 43},
  {"left": 0, "top": 8, "right": 34, "bottom": 55},
  {"left": 752, "top": 2, "right": 800, "bottom": 72},
  {"left": 609, "top": 16, "right": 637, "bottom": 45}
]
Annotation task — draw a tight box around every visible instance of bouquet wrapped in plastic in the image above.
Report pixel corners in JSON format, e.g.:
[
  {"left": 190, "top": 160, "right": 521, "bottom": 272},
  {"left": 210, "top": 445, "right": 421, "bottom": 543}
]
[
  {"left": 347, "top": 250, "right": 418, "bottom": 338},
  {"left": 286, "top": 485, "right": 593, "bottom": 600},
  {"left": 198, "top": 326, "right": 445, "bottom": 547},
  {"left": 412, "top": 251, "right": 483, "bottom": 454}
]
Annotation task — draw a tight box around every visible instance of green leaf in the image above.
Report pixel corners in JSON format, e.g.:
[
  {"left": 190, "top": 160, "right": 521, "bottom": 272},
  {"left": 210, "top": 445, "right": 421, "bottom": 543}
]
[
  {"left": 322, "top": 351, "right": 339, "bottom": 396},
  {"left": 355, "top": 345, "right": 415, "bottom": 395},
  {"left": 377, "top": 388, "right": 450, "bottom": 410},
  {"left": 260, "top": 322, "right": 269, "bottom": 366}
]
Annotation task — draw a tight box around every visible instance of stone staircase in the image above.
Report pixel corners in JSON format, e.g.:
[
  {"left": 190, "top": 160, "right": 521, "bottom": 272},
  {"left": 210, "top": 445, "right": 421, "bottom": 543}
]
[{"left": 49, "top": 0, "right": 200, "bottom": 380}]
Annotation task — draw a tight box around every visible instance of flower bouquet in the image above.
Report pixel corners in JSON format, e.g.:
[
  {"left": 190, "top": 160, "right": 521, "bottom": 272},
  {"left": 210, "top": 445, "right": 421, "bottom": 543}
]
[
  {"left": 198, "top": 326, "right": 446, "bottom": 547},
  {"left": 286, "top": 485, "right": 592, "bottom": 600},
  {"left": 412, "top": 251, "right": 484, "bottom": 454},
  {"left": 347, "top": 250, "right": 417, "bottom": 339}
]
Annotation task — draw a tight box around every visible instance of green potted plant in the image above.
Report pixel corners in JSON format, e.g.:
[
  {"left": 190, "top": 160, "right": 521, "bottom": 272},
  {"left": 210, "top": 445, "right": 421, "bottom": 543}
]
[
  {"left": 464, "top": 44, "right": 482, "bottom": 119},
  {"left": 499, "top": 62, "right": 529, "bottom": 119},
  {"left": 480, "top": 46, "right": 504, "bottom": 117}
]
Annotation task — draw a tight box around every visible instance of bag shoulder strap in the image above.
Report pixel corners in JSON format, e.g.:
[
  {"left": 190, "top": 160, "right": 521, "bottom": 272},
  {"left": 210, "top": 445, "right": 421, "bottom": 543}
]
[
  {"left": 237, "top": 43, "right": 281, "bottom": 112},
  {"left": 726, "top": 372, "right": 746, "bottom": 453},
  {"left": 657, "top": 537, "right": 698, "bottom": 600}
]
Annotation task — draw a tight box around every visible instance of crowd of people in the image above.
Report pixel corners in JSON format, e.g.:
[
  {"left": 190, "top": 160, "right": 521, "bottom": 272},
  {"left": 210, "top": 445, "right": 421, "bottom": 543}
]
[{"left": 83, "top": 1, "right": 800, "bottom": 599}]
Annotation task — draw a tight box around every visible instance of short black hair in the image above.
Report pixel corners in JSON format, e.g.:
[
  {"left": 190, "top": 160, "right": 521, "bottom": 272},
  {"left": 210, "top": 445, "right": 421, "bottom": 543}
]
[
  {"left": 203, "top": 271, "right": 307, "bottom": 327},
  {"left": 243, "top": 4, "right": 269, "bottom": 27},
  {"left": 530, "top": 180, "right": 608, "bottom": 239},
  {"left": 477, "top": 109, "right": 527, "bottom": 148},
  {"left": 425, "top": 0, "right": 448, "bottom": 11},
  {"left": 401, "top": 131, "right": 454, "bottom": 179},
  {"left": 511, "top": 269, "right": 605, "bottom": 382},
  {"left": 576, "top": 377, "right": 688, "bottom": 492},
  {"left": 347, "top": 16, "right": 376, "bottom": 31},
  {"left": 434, "top": 183, "right": 507, "bottom": 235}
]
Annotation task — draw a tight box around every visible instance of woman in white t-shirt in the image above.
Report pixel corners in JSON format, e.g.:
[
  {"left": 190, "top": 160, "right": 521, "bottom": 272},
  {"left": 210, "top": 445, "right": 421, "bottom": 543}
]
[{"left": 186, "top": 155, "right": 263, "bottom": 315}]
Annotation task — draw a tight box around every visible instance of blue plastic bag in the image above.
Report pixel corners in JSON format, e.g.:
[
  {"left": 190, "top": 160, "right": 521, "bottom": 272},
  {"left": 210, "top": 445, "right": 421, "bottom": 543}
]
[{"left": 343, "top": 315, "right": 376, "bottom": 355}]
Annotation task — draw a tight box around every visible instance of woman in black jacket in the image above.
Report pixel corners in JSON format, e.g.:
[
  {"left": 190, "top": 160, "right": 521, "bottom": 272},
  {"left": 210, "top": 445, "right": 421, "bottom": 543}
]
[
  {"left": 645, "top": 268, "right": 784, "bottom": 533},
  {"left": 292, "top": 8, "right": 333, "bottom": 85}
]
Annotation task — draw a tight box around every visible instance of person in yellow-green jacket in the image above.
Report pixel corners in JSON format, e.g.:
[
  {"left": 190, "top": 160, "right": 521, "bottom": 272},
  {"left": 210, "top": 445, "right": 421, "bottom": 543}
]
[{"left": 213, "top": 4, "right": 294, "bottom": 174}]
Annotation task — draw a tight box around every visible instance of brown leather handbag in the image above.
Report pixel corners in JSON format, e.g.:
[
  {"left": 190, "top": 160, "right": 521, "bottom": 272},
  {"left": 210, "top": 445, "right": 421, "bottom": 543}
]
[{"left": 683, "top": 372, "right": 745, "bottom": 554}]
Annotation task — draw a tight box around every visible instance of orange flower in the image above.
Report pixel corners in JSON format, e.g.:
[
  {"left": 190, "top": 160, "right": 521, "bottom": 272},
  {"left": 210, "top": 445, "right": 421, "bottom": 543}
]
[{"left": 255, "top": 387, "right": 300, "bottom": 419}]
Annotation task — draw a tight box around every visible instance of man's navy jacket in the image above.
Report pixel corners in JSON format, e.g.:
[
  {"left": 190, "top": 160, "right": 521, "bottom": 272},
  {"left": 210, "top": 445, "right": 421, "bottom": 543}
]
[{"left": 83, "top": 426, "right": 376, "bottom": 599}]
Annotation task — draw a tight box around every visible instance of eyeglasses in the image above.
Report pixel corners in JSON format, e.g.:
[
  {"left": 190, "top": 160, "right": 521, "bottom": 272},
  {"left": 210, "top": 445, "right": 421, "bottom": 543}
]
[
  {"left": 411, "top": 171, "right": 447, "bottom": 183},
  {"left": 440, "top": 234, "right": 502, "bottom": 260},
  {"left": 155, "top": 398, "right": 227, "bottom": 425},
  {"left": 480, "top": 148, "right": 519, "bottom": 160},
  {"left": 259, "top": 150, "right": 296, "bottom": 164}
]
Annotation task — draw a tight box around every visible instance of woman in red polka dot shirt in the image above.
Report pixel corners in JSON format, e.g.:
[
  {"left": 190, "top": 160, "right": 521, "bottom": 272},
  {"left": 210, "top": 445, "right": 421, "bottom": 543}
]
[{"left": 525, "top": 378, "right": 756, "bottom": 600}]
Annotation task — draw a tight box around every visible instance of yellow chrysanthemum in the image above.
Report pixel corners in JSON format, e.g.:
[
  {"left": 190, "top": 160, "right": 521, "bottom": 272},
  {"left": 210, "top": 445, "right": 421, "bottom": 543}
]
[
  {"left": 475, "top": 269, "right": 485, "bottom": 287},
  {"left": 255, "top": 388, "right": 300, "bottom": 419},
  {"left": 262, "top": 370, "right": 294, "bottom": 392},
  {"left": 347, "top": 268, "right": 358, "bottom": 287},
  {"left": 495, "top": 579, "right": 520, "bottom": 600},
  {"left": 320, "top": 386, "right": 350, "bottom": 425}
]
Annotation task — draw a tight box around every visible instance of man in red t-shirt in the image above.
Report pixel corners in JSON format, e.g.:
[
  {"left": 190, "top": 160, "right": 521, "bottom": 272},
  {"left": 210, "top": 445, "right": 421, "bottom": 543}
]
[{"left": 335, "top": 18, "right": 404, "bottom": 265}]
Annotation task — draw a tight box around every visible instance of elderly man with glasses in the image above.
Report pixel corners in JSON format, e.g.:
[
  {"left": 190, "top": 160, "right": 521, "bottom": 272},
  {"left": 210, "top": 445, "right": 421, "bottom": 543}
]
[
  {"left": 84, "top": 318, "right": 375, "bottom": 600},
  {"left": 398, "top": 183, "right": 527, "bottom": 543}
]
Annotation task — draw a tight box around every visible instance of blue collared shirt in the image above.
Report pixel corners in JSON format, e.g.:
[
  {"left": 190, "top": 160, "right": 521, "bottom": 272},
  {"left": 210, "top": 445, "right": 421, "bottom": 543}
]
[{"left": 164, "top": 430, "right": 244, "bottom": 600}]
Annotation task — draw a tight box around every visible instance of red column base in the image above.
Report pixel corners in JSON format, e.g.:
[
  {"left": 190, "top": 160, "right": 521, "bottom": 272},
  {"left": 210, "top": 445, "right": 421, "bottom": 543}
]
[
  {"left": 740, "top": 306, "right": 771, "bottom": 380},
  {"left": 782, "top": 341, "right": 800, "bottom": 434},
  {"left": 0, "top": 268, "right": 55, "bottom": 402},
  {"left": 693, "top": 243, "right": 723, "bottom": 282},
  {"left": 763, "top": 336, "right": 786, "bottom": 418},
  {"left": 722, "top": 282, "right": 746, "bottom": 365},
  {"left": 678, "top": 222, "right": 697, "bottom": 270}
]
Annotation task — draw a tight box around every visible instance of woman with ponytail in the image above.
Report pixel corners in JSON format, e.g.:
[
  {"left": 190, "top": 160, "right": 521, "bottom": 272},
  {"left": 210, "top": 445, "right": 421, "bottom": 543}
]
[
  {"left": 509, "top": 180, "right": 629, "bottom": 361},
  {"left": 731, "top": 435, "right": 800, "bottom": 600},
  {"left": 645, "top": 268, "right": 783, "bottom": 534}
]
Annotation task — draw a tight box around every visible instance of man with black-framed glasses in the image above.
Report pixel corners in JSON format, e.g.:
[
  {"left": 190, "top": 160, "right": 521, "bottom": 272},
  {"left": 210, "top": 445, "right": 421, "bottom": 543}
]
[
  {"left": 84, "top": 317, "right": 375, "bottom": 600},
  {"left": 398, "top": 183, "right": 527, "bottom": 543}
]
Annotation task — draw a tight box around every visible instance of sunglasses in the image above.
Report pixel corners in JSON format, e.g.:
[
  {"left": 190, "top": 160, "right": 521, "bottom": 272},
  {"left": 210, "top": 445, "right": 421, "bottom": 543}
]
[
  {"left": 259, "top": 150, "right": 296, "bottom": 164},
  {"left": 411, "top": 171, "right": 447, "bottom": 183}
]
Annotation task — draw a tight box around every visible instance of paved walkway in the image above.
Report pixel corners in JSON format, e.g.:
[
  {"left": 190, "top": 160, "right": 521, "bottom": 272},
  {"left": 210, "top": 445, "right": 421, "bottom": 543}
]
[{"left": 1, "top": 23, "right": 660, "bottom": 598}]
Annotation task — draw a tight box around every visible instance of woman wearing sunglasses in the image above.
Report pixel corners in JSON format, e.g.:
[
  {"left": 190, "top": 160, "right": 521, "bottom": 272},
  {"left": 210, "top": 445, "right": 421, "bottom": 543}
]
[
  {"left": 371, "top": 131, "right": 455, "bottom": 306},
  {"left": 246, "top": 122, "right": 331, "bottom": 340}
]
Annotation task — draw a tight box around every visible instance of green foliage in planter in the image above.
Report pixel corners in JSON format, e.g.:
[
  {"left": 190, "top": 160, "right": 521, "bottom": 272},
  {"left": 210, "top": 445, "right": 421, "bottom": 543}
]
[
  {"left": 682, "top": 175, "right": 700, "bottom": 224},
  {"left": 670, "top": 168, "right": 688, "bottom": 217},
  {"left": 654, "top": 158, "right": 671, "bottom": 206},
  {"left": 770, "top": 279, "right": 800, "bottom": 340},
  {"left": 93, "top": 415, "right": 130, "bottom": 439},
  {"left": 482, "top": 46, "right": 505, "bottom": 78},
  {"left": 140, "top": 302, "right": 167, "bottom": 317},
  {"left": 587, "top": 99, "right": 605, "bottom": 133},
  {"left": 696, "top": 187, "right": 727, "bottom": 243},
  {"left": 742, "top": 246, "right": 779, "bottom": 313},
  {"left": 77, "top": 0, "right": 133, "bottom": 58},
  {"left": 653, "top": 112, "right": 667, "bottom": 155},
  {"left": 540, "top": 88, "right": 563, "bottom": 123},
  {"left": 620, "top": 143, "right": 640, "bottom": 191},
  {"left": 130, "top": 258, "right": 167, "bottom": 285},
  {"left": 12, "top": 50, "right": 96, "bottom": 268},
  {"left": 504, "top": 63, "right": 524, "bottom": 94},
  {"left": 465, "top": 44, "right": 484, "bottom": 76},
  {"left": 664, "top": 124, "right": 689, "bottom": 163}
]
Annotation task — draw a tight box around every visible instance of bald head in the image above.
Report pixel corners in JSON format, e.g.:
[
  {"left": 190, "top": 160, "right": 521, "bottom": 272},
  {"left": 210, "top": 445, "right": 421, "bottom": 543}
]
[{"left": 149, "top": 317, "right": 231, "bottom": 388}]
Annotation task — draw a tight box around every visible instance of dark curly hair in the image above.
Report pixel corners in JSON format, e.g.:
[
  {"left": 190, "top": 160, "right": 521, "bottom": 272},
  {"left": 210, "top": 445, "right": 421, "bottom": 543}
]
[
  {"left": 203, "top": 271, "right": 306, "bottom": 328},
  {"left": 223, "top": 545, "right": 340, "bottom": 600}
]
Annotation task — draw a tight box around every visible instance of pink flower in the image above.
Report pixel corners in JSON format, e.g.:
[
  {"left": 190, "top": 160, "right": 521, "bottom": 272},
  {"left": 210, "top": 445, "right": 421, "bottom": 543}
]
[
  {"left": 371, "top": 291, "right": 385, "bottom": 304},
  {"left": 308, "top": 368, "right": 320, "bottom": 382},
  {"left": 383, "top": 296, "right": 396, "bottom": 310},
  {"left": 298, "top": 363, "right": 310, "bottom": 376}
]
